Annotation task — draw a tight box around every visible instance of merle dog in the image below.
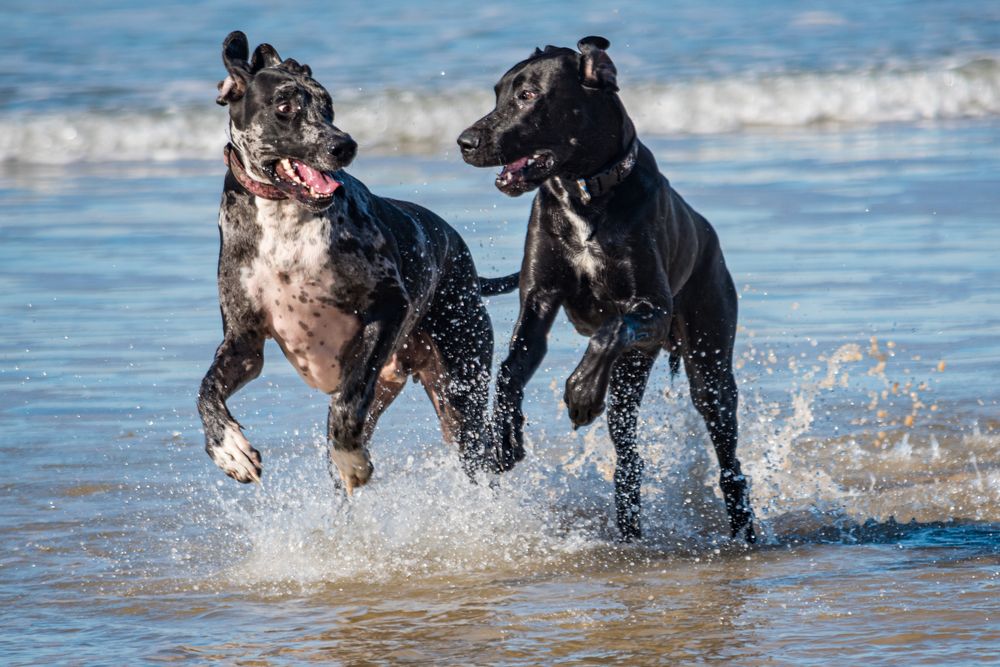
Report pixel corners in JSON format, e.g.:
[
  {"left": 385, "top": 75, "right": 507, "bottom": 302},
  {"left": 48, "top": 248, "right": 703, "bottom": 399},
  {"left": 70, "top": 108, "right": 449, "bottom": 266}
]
[
  {"left": 197, "top": 31, "right": 516, "bottom": 492},
  {"left": 457, "top": 37, "right": 755, "bottom": 542}
]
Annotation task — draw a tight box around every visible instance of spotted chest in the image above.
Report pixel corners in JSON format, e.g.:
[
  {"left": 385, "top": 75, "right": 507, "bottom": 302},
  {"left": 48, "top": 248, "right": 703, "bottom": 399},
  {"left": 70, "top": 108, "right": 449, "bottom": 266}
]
[{"left": 239, "top": 199, "right": 384, "bottom": 394}]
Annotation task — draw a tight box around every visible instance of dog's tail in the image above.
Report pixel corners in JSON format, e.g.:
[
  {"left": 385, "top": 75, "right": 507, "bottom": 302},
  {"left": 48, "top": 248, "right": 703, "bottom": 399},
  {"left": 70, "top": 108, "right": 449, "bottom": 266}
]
[{"left": 479, "top": 272, "right": 520, "bottom": 296}]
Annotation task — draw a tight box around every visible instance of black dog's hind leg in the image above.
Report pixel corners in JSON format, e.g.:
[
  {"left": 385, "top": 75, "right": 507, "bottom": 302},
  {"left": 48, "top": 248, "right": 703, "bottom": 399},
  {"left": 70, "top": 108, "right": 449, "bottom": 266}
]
[
  {"left": 198, "top": 331, "right": 266, "bottom": 483},
  {"left": 606, "top": 349, "right": 657, "bottom": 541},
  {"left": 328, "top": 292, "right": 408, "bottom": 493},
  {"left": 684, "top": 351, "right": 755, "bottom": 543},
  {"left": 677, "top": 291, "right": 755, "bottom": 543}
]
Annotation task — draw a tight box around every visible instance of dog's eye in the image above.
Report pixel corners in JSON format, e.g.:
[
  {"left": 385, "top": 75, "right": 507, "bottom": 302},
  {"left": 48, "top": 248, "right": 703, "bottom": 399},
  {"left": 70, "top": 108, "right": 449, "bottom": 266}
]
[
  {"left": 276, "top": 102, "right": 296, "bottom": 116},
  {"left": 517, "top": 90, "right": 537, "bottom": 102}
]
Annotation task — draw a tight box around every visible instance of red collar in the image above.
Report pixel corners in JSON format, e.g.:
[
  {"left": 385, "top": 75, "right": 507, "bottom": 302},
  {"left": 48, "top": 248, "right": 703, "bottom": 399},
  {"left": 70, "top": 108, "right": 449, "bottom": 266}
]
[{"left": 224, "top": 143, "right": 288, "bottom": 200}]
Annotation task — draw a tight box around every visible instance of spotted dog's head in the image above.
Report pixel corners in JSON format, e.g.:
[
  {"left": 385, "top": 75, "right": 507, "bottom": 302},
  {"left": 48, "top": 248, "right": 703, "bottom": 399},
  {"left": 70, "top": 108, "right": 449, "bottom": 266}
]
[
  {"left": 457, "top": 36, "right": 628, "bottom": 197},
  {"left": 217, "top": 31, "right": 357, "bottom": 211}
]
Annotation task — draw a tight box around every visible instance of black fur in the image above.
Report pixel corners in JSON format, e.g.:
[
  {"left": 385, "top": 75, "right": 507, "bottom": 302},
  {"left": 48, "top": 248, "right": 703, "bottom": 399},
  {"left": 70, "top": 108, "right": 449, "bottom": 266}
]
[{"left": 458, "top": 37, "right": 755, "bottom": 543}]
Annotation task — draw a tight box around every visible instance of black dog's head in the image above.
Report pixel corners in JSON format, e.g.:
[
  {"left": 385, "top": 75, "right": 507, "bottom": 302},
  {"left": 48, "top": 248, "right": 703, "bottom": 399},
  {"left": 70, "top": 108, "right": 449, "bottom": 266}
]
[
  {"left": 217, "top": 31, "right": 357, "bottom": 210},
  {"left": 457, "top": 36, "right": 628, "bottom": 197}
]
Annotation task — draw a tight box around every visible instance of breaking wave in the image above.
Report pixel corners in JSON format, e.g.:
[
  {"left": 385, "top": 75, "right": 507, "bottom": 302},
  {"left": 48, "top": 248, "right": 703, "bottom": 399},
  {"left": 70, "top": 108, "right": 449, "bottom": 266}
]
[{"left": 3, "top": 56, "right": 999, "bottom": 164}]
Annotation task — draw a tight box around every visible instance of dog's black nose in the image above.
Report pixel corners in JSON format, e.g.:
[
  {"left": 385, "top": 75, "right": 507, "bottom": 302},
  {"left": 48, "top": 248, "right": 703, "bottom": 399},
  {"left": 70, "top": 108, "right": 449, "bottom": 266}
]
[
  {"left": 330, "top": 137, "right": 357, "bottom": 164},
  {"left": 457, "top": 129, "right": 481, "bottom": 152}
]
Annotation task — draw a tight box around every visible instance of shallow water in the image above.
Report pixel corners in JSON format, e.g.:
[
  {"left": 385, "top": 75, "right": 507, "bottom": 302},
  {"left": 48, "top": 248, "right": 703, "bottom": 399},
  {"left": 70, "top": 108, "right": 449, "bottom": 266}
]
[
  {"left": 3, "top": 122, "right": 998, "bottom": 664},
  {"left": 3, "top": 1, "right": 1000, "bottom": 664}
]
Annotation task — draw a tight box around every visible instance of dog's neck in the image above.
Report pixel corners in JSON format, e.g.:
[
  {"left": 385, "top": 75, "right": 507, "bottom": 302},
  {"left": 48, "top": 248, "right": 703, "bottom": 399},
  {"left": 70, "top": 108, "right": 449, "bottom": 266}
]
[
  {"left": 572, "top": 136, "right": 638, "bottom": 205},
  {"left": 553, "top": 116, "right": 639, "bottom": 206},
  {"left": 224, "top": 143, "right": 288, "bottom": 200}
]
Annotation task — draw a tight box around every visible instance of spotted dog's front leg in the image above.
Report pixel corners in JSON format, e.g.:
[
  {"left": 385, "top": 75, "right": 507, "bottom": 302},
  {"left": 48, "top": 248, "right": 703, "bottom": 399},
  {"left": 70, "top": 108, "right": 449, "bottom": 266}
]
[
  {"left": 198, "top": 332, "right": 266, "bottom": 483},
  {"left": 327, "top": 297, "right": 408, "bottom": 494}
]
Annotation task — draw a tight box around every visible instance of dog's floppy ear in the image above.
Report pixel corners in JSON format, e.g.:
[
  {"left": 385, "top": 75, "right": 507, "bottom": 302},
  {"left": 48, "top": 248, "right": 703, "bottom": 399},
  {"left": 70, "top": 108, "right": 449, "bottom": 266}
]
[
  {"left": 250, "top": 43, "right": 282, "bottom": 73},
  {"left": 217, "top": 31, "right": 251, "bottom": 106},
  {"left": 282, "top": 58, "right": 312, "bottom": 78},
  {"left": 577, "top": 35, "right": 618, "bottom": 92}
]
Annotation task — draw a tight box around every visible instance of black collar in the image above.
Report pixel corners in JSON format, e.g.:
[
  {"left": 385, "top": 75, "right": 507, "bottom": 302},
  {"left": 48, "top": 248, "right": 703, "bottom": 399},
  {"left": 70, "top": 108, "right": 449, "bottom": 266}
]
[{"left": 575, "top": 138, "right": 639, "bottom": 204}]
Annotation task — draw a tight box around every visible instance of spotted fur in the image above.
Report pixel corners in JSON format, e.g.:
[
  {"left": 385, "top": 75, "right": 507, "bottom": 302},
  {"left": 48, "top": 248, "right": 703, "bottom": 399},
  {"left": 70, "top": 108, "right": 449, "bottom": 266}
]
[{"left": 198, "top": 31, "right": 509, "bottom": 491}]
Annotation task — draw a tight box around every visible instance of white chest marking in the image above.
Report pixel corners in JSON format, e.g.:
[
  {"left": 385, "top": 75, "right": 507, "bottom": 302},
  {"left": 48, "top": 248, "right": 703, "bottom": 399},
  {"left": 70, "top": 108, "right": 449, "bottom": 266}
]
[
  {"left": 240, "top": 200, "right": 362, "bottom": 394},
  {"left": 557, "top": 190, "right": 604, "bottom": 278}
]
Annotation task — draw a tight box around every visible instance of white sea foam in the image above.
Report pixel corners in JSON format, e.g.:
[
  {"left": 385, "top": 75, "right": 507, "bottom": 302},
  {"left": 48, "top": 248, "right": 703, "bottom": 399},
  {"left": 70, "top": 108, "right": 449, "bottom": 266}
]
[{"left": 4, "top": 57, "right": 999, "bottom": 165}]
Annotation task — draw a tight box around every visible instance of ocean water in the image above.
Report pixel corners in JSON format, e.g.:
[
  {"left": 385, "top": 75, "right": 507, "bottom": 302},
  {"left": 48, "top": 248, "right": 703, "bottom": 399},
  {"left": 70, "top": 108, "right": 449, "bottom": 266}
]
[{"left": 1, "top": 1, "right": 999, "bottom": 664}]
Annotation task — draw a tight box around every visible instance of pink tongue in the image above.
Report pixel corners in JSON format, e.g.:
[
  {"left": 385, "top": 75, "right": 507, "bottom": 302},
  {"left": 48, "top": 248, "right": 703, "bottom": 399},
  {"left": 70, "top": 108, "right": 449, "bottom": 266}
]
[
  {"left": 503, "top": 156, "right": 530, "bottom": 174},
  {"left": 293, "top": 161, "right": 340, "bottom": 194}
]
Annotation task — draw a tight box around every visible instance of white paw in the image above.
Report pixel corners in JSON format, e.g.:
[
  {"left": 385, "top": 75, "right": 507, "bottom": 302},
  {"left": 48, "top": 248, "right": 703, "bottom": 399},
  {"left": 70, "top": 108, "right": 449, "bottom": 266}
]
[
  {"left": 210, "top": 424, "right": 262, "bottom": 484},
  {"left": 329, "top": 448, "right": 373, "bottom": 495}
]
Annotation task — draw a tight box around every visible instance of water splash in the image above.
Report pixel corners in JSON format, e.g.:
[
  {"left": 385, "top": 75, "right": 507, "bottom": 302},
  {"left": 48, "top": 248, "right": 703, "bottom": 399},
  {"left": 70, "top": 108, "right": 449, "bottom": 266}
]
[{"left": 150, "top": 339, "right": 998, "bottom": 591}]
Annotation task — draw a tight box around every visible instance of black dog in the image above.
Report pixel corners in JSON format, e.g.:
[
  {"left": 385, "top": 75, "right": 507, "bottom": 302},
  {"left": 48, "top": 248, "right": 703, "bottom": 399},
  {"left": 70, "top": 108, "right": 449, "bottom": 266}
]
[
  {"left": 198, "top": 32, "right": 515, "bottom": 492},
  {"left": 458, "top": 37, "right": 754, "bottom": 542}
]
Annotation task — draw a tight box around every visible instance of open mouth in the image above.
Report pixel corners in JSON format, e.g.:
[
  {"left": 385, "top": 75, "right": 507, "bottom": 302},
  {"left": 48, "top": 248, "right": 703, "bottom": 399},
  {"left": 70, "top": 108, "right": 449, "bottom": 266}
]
[
  {"left": 271, "top": 158, "right": 341, "bottom": 206},
  {"left": 495, "top": 152, "right": 555, "bottom": 195}
]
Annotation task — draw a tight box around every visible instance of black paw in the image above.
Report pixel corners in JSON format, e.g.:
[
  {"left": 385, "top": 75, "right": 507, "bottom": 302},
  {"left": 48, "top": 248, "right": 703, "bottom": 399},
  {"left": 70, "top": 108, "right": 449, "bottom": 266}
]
[
  {"left": 728, "top": 514, "right": 756, "bottom": 544},
  {"left": 491, "top": 406, "right": 525, "bottom": 473},
  {"left": 616, "top": 520, "right": 642, "bottom": 543},
  {"left": 564, "top": 372, "right": 606, "bottom": 428},
  {"left": 618, "top": 526, "right": 642, "bottom": 544},
  {"left": 721, "top": 472, "right": 756, "bottom": 544}
]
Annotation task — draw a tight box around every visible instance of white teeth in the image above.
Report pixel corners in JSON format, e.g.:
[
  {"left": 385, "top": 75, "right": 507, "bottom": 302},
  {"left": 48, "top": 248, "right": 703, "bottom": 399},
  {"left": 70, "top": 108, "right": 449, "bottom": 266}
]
[
  {"left": 279, "top": 158, "right": 305, "bottom": 185},
  {"left": 526, "top": 159, "right": 535, "bottom": 166}
]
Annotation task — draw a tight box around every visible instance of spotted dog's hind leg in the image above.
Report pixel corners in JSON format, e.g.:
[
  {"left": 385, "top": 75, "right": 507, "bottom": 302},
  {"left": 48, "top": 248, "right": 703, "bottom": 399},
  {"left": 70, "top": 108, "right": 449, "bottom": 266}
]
[
  {"left": 417, "top": 253, "right": 496, "bottom": 478},
  {"left": 413, "top": 324, "right": 493, "bottom": 479},
  {"left": 198, "top": 332, "right": 266, "bottom": 483}
]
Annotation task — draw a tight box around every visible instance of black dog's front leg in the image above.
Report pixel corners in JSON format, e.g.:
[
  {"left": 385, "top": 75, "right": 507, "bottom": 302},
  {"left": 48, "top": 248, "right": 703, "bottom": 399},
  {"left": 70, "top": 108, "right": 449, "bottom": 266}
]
[
  {"left": 564, "top": 300, "right": 670, "bottom": 428},
  {"left": 607, "top": 349, "right": 657, "bottom": 541},
  {"left": 327, "top": 296, "right": 408, "bottom": 493},
  {"left": 492, "top": 290, "right": 562, "bottom": 471},
  {"left": 198, "top": 331, "right": 266, "bottom": 483}
]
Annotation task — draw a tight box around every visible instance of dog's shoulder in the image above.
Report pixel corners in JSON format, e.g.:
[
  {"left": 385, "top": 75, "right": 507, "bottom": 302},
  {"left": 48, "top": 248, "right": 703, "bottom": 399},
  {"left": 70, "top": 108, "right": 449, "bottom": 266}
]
[{"left": 217, "top": 177, "right": 263, "bottom": 258}]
